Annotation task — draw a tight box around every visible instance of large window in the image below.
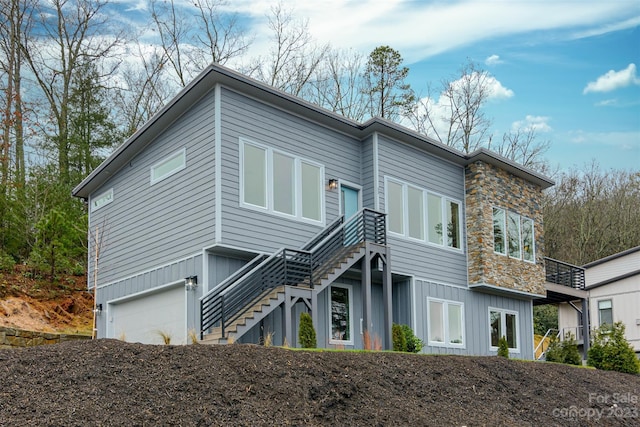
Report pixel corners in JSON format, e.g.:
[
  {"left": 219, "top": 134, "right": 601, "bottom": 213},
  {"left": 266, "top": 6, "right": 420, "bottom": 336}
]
[
  {"left": 240, "top": 140, "right": 324, "bottom": 223},
  {"left": 329, "top": 285, "right": 353, "bottom": 344},
  {"left": 151, "top": 148, "right": 186, "bottom": 185},
  {"left": 386, "top": 177, "right": 462, "bottom": 250},
  {"left": 598, "top": 300, "right": 613, "bottom": 326},
  {"left": 428, "top": 299, "right": 464, "bottom": 347},
  {"left": 493, "top": 207, "right": 535, "bottom": 262},
  {"left": 489, "top": 308, "right": 519, "bottom": 351}
]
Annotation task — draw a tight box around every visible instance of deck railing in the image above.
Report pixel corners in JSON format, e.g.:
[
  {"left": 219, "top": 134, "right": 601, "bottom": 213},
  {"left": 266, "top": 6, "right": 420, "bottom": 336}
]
[
  {"left": 544, "top": 257, "right": 585, "bottom": 290},
  {"left": 200, "top": 208, "right": 387, "bottom": 338}
]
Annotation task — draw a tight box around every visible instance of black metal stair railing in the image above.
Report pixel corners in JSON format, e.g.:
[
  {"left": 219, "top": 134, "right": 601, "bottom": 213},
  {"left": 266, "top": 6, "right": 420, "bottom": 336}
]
[
  {"left": 544, "top": 257, "right": 585, "bottom": 290},
  {"left": 200, "top": 208, "right": 387, "bottom": 339}
]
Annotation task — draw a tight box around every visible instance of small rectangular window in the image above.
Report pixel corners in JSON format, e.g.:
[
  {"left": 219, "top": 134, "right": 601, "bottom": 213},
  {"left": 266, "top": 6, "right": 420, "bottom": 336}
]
[
  {"left": 387, "top": 180, "right": 404, "bottom": 234},
  {"left": 493, "top": 207, "right": 506, "bottom": 255},
  {"left": 92, "top": 188, "right": 113, "bottom": 211},
  {"left": 151, "top": 148, "right": 186, "bottom": 184},
  {"left": 598, "top": 300, "right": 613, "bottom": 326},
  {"left": 330, "top": 285, "right": 352, "bottom": 344},
  {"left": 446, "top": 200, "right": 461, "bottom": 249}
]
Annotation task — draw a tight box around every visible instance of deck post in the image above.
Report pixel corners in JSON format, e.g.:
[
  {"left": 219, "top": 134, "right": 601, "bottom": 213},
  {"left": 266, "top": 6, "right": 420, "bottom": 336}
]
[
  {"left": 581, "top": 298, "right": 590, "bottom": 359},
  {"left": 362, "top": 245, "right": 373, "bottom": 346},
  {"left": 382, "top": 246, "right": 393, "bottom": 350},
  {"left": 284, "top": 287, "right": 293, "bottom": 347}
]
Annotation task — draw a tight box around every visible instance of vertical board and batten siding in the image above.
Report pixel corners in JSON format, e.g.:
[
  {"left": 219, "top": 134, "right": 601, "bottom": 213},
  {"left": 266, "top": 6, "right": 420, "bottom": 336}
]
[
  {"left": 97, "top": 254, "right": 203, "bottom": 338},
  {"left": 206, "top": 253, "right": 251, "bottom": 292},
  {"left": 88, "top": 91, "right": 216, "bottom": 284},
  {"left": 413, "top": 280, "right": 534, "bottom": 359},
  {"left": 376, "top": 135, "right": 467, "bottom": 286},
  {"left": 218, "top": 87, "right": 362, "bottom": 253}
]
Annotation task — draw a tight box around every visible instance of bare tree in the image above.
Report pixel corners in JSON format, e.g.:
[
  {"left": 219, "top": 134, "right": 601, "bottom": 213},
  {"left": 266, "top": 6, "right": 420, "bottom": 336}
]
[
  {"left": 544, "top": 162, "right": 640, "bottom": 265},
  {"left": 247, "top": 3, "right": 329, "bottom": 97},
  {"left": 490, "top": 127, "right": 551, "bottom": 173},
  {"left": 20, "top": 0, "right": 124, "bottom": 184},
  {"left": 150, "top": 0, "right": 250, "bottom": 88}
]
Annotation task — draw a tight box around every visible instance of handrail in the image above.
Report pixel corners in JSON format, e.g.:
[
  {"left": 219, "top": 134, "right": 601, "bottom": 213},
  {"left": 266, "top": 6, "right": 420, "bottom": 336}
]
[
  {"left": 544, "top": 257, "right": 585, "bottom": 290},
  {"left": 200, "top": 208, "right": 387, "bottom": 339},
  {"left": 534, "top": 328, "right": 559, "bottom": 360}
]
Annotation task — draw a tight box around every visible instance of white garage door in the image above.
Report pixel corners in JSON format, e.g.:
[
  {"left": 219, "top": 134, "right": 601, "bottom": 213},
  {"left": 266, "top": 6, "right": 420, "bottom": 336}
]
[{"left": 109, "top": 285, "right": 186, "bottom": 344}]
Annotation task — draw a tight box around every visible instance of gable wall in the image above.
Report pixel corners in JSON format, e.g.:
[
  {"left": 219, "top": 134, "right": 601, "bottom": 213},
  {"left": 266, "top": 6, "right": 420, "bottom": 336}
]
[
  {"left": 218, "top": 87, "right": 363, "bottom": 253},
  {"left": 88, "top": 91, "right": 216, "bottom": 284}
]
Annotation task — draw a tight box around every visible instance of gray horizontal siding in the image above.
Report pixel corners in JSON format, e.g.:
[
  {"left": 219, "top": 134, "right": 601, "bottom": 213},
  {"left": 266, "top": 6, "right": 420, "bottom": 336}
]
[
  {"left": 96, "top": 254, "right": 203, "bottom": 338},
  {"left": 361, "top": 136, "right": 375, "bottom": 210},
  {"left": 413, "top": 279, "right": 534, "bottom": 359},
  {"left": 377, "top": 134, "right": 467, "bottom": 286},
  {"left": 218, "top": 87, "right": 361, "bottom": 253},
  {"left": 88, "top": 91, "right": 216, "bottom": 284}
]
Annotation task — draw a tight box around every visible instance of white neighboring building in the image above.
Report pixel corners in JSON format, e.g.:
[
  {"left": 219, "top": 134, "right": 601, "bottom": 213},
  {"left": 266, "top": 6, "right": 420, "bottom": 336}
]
[{"left": 558, "top": 246, "right": 640, "bottom": 356}]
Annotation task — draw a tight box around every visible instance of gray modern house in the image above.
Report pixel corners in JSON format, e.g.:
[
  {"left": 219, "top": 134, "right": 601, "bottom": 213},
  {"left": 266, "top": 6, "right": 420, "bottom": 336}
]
[{"left": 73, "top": 64, "right": 556, "bottom": 358}]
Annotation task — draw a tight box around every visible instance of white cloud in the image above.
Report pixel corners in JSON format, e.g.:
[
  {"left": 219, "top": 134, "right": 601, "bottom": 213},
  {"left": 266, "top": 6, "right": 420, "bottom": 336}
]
[
  {"left": 485, "top": 55, "right": 503, "bottom": 66},
  {"left": 511, "top": 115, "right": 552, "bottom": 133},
  {"left": 567, "top": 130, "right": 640, "bottom": 152},
  {"left": 595, "top": 99, "right": 618, "bottom": 107},
  {"left": 485, "top": 75, "right": 514, "bottom": 99},
  {"left": 583, "top": 63, "right": 640, "bottom": 94}
]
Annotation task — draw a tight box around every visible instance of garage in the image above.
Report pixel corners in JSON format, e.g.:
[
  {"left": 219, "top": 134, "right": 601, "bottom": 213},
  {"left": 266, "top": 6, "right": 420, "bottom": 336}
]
[{"left": 108, "top": 285, "right": 186, "bottom": 344}]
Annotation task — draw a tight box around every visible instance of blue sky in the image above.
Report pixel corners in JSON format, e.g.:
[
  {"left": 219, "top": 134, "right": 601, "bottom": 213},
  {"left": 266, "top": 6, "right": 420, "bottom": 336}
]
[{"left": 118, "top": 0, "right": 640, "bottom": 173}]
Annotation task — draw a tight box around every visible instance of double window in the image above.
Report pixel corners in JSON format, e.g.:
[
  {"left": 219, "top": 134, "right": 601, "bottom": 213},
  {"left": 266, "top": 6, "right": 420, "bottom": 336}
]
[
  {"left": 329, "top": 285, "right": 353, "bottom": 345},
  {"left": 489, "top": 308, "right": 519, "bottom": 351},
  {"left": 493, "top": 207, "right": 534, "bottom": 262},
  {"left": 428, "top": 298, "right": 464, "bottom": 347},
  {"left": 386, "top": 178, "right": 462, "bottom": 250},
  {"left": 241, "top": 139, "right": 323, "bottom": 223}
]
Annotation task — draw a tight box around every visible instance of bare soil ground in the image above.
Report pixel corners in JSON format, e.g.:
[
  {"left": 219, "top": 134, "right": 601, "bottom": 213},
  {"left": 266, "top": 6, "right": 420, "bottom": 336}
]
[
  {"left": 1, "top": 340, "right": 639, "bottom": 426},
  {"left": 0, "top": 267, "right": 93, "bottom": 334}
]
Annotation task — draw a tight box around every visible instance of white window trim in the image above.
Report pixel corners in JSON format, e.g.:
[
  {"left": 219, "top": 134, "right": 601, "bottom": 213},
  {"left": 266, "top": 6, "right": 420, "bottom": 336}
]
[
  {"left": 597, "top": 299, "right": 613, "bottom": 326},
  {"left": 427, "top": 297, "right": 465, "bottom": 348},
  {"left": 492, "top": 206, "right": 536, "bottom": 264},
  {"left": 91, "top": 188, "right": 114, "bottom": 212},
  {"left": 488, "top": 307, "right": 520, "bottom": 353},
  {"left": 150, "top": 148, "right": 186, "bottom": 185},
  {"left": 384, "top": 176, "right": 463, "bottom": 252},
  {"left": 239, "top": 138, "right": 325, "bottom": 225},
  {"left": 328, "top": 284, "right": 354, "bottom": 346}
]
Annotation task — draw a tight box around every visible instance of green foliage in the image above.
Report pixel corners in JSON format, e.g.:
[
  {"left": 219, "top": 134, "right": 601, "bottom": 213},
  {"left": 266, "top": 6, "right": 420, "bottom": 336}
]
[
  {"left": 392, "top": 323, "right": 407, "bottom": 352},
  {"left": 545, "top": 333, "right": 582, "bottom": 365},
  {"left": 399, "top": 324, "right": 424, "bottom": 353},
  {"left": 298, "top": 312, "right": 316, "bottom": 349},
  {"left": 533, "top": 305, "right": 558, "bottom": 336},
  {"left": 0, "top": 250, "right": 15, "bottom": 272},
  {"left": 588, "top": 322, "right": 640, "bottom": 374},
  {"left": 497, "top": 336, "right": 509, "bottom": 358}
]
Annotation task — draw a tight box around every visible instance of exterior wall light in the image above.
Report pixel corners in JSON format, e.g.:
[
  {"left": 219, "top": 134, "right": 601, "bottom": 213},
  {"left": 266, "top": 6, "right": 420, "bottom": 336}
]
[
  {"left": 185, "top": 276, "right": 198, "bottom": 291},
  {"left": 94, "top": 303, "right": 102, "bottom": 314},
  {"left": 328, "top": 179, "right": 338, "bottom": 190}
]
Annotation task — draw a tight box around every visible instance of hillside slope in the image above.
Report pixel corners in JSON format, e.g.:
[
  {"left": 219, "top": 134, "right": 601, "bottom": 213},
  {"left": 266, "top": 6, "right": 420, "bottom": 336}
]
[{"left": 1, "top": 340, "right": 639, "bottom": 426}]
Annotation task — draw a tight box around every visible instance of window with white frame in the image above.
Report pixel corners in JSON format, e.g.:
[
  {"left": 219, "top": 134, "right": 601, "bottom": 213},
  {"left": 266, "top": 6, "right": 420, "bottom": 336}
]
[
  {"left": 151, "top": 148, "right": 186, "bottom": 184},
  {"left": 240, "top": 139, "right": 324, "bottom": 223},
  {"left": 493, "top": 207, "right": 535, "bottom": 262},
  {"left": 489, "top": 308, "right": 519, "bottom": 351},
  {"left": 598, "top": 300, "right": 613, "bottom": 326},
  {"left": 386, "top": 177, "right": 462, "bottom": 250},
  {"left": 329, "top": 285, "right": 353, "bottom": 344},
  {"left": 91, "top": 188, "right": 113, "bottom": 212},
  {"left": 428, "top": 298, "right": 464, "bottom": 346}
]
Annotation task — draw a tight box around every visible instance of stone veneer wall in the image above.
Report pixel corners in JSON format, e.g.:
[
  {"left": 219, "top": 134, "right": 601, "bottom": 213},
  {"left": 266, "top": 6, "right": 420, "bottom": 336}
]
[
  {"left": 0, "top": 326, "right": 91, "bottom": 349},
  {"left": 465, "top": 161, "right": 546, "bottom": 295}
]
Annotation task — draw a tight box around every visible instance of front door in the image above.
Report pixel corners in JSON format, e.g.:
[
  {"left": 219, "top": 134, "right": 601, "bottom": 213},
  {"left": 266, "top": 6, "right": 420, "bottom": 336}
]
[{"left": 341, "top": 185, "right": 361, "bottom": 245}]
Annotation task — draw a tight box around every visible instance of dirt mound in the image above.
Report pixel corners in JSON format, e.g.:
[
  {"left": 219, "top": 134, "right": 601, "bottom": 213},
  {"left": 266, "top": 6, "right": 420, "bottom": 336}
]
[{"left": 1, "top": 340, "right": 639, "bottom": 426}]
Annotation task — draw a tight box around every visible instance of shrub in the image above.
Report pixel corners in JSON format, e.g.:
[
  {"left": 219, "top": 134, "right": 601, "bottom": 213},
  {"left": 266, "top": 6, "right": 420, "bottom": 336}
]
[
  {"left": 561, "top": 332, "right": 582, "bottom": 366},
  {"left": 544, "top": 337, "right": 564, "bottom": 363},
  {"left": 497, "top": 336, "right": 509, "bottom": 358},
  {"left": 392, "top": 323, "right": 407, "bottom": 352},
  {"left": 0, "top": 250, "right": 15, "bottom": 272},
  {"left": 298, "top": 312, "right": 316, "bottom": 348},
  {"left": 400, "top": 324, "right": 424, "bottom": 353},
  {"left": 588, "top": 322, "right": 640, "bottom": 374}
]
